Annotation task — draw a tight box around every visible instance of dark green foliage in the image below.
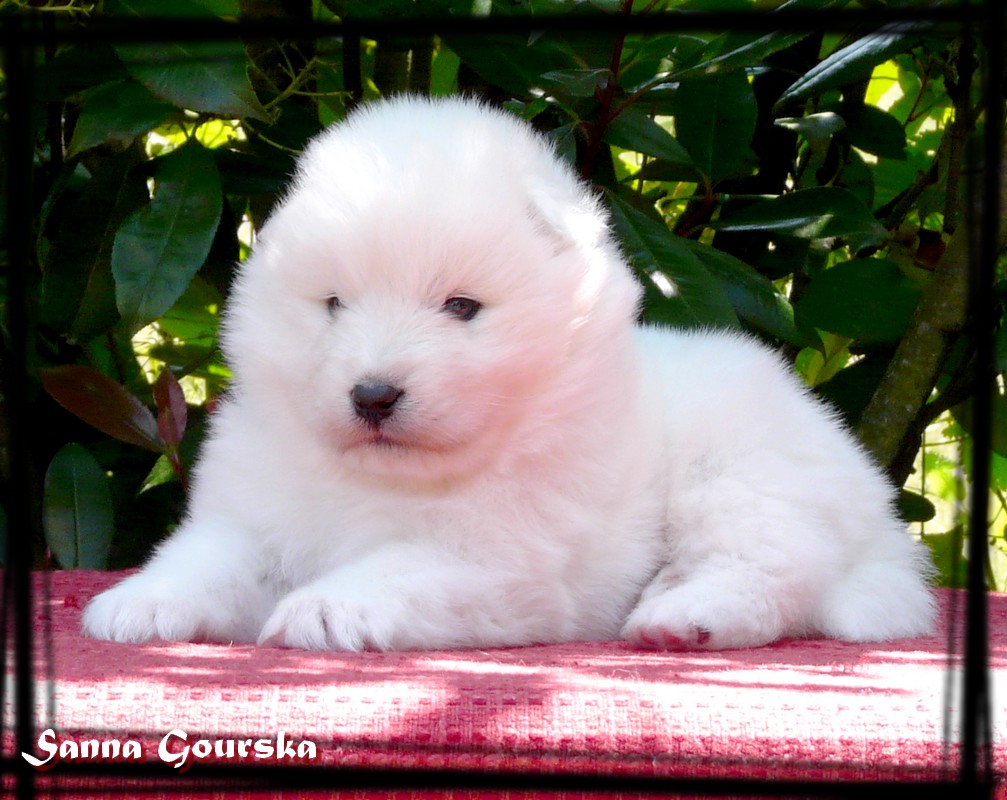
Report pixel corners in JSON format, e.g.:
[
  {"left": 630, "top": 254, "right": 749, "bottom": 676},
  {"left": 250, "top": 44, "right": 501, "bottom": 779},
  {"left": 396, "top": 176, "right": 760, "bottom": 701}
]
[
  {"left": 4, "top": 0, "right": 1002, "bottom": 585},
  {"left": 608, "top": 195, "right": 741, "bottom": 329},
  {"left": 43, "top": 443, "right": 115, "bottom": 570}
]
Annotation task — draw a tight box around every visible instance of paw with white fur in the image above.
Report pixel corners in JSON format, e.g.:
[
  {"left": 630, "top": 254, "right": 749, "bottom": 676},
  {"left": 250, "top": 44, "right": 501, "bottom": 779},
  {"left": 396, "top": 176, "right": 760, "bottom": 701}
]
[
  {"left": 82, "top": 574, "right": 225, "bottom": 644},
  {"left": 257, "top": 582, "right": 407, "bottom": 651},
  {"left": 622, "top": 577, "right": 788, "bottom": 651}
]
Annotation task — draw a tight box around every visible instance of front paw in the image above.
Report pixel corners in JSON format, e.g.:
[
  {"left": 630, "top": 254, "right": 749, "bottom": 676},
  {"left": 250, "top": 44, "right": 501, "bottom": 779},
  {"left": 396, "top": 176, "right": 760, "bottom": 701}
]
[
  {"left": 258, "top": 587, "right": 402, "bottom": 651},
  {"left": 82, "top": 576, "right": 205, "bottom": 644}
]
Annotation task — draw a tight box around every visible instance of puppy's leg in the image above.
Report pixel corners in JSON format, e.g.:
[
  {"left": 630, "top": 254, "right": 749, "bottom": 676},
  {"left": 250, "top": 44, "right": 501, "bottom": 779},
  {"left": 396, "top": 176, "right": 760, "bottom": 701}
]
[
  {"left": 623, "top": 477, "right": 840, "bottom": 650},
  {"left": 624, "top": 558, "right": 807, "bottom": 650},
  {"left": 622, "top": 457, "right": 935, "bottom": 650},
  {"left": 258, "top": 541, "right": 573, "bottom": 651},
  {"left": 82, "top": 519, "right": 274, "bottom": 644},
  {"left": 815, "top": 549, "right": 935, "bottom": 641}
]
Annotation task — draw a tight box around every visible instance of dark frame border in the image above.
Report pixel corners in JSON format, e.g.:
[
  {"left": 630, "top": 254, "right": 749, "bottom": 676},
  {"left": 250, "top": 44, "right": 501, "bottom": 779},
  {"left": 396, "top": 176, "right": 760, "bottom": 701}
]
[{"left": 1, "top": 2, "right": 1000, "bottom": 797}]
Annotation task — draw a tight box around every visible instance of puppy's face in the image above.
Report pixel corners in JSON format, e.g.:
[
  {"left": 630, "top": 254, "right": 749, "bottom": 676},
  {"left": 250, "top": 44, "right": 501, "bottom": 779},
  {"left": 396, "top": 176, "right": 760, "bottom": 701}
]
[{"left": 224, "top": 100, "right": 638, "bottom": 482}]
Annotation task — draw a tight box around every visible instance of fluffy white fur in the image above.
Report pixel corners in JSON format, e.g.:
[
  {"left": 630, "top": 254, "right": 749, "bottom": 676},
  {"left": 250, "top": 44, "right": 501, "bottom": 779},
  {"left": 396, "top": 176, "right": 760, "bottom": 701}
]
[{"left": 83, "top": 96, "right": 935, "bottom": 651}]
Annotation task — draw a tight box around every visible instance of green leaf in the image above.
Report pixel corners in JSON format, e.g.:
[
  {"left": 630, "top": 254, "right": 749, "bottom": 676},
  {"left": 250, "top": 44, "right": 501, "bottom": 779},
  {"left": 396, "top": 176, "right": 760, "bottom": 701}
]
[
  {"left": 896, "top": 489, "right": 936, "bottom": 524},
  {"left": 430, "top": 43, "right": 461, "bottom": 96},
  {"left": 679, "top": 239, "right": 802, "bottom": 345},
  {"left": 837, "top": 146, "right": 875, "bottom": 208},
  {"left": 108, "top": 0, "right": 268, "bottom": 120},
  {"left": 197, "top": 0, "right": 239, "bottom": 13},
  {"left": 774, "top": 21, "right": 927, "bottom": 110},
  {"left": 713, "top": 187, "right": 888, "bottom": 252},
  {"left": 843, "top": 104, "right": 908, "bottom": 160},
  {"left": 43, "top": 444, "right": 114, "bottom": 570},
  {"left": 40, "top": 365, "right": 163, "bottom": 452},
  {"left": 603, "top": 107, "right": 695, "bottom": 167},
  {"left": 816, "top": 354, "right": 889, "bottom": 425},
  {"left": 797, "top": 258, "right": 922, "bottom": 343},
  {"left": 667, "top": 0, "right": 850, "bottom": 82},
  {"left": 607, "top": 194, "right": 739, "bottom": 330},
  {"left": 546, "top": 121, "right": 578, "bottom": 166},
  {"left": 34, "top": 44, "right": 128, "bottom": 106},
  {"left": 619, "top": 34, "right": 690, "bottom": 92},
  {"left": 153, "top": 274, "right": 222, "bottom": 347},
  {"left": 67, "top": 79, "right": 177, "bottom": 157},
  {"left": 670, "top": 27, "right": 808, "bottom": 82},
  {"left": 921, "top": 528, "right": 968, "bottom": 589},
  {"left": 671, "top": 30, "right": 808, "bottom": 81},
  {"left": 996, "top": 324, "right": 1007, "bottom": 374},
  {"left": 873, "top": 120, "right": 942, "bottom": 209},
  {"left": 139, "top": 453, "right": 179, "bottom": 494},
  {"left": 539, "top": 68, "right": 610, "bottom": 98},
  {"left": 40, "top": 151, "right": 148, "bottom": 341},
  {"left": 672, "top": 71, "right": 758, "bottom": 187},
  {"left": 444, "top": 35, "right": 578, "bottom": 96},
  {"left": 112, "top": 140, "right": 223, "bottom": 332}
]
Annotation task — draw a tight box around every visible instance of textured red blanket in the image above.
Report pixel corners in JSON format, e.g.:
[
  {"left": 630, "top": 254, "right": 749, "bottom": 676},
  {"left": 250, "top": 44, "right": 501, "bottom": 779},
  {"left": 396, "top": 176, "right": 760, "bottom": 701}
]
[{"left": 2, "top": 571, "right": 1004, "bottom": 797}]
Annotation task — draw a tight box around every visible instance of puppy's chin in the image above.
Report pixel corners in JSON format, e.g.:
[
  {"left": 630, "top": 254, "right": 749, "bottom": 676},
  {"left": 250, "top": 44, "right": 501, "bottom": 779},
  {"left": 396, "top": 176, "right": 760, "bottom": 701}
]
[{"left": 332, "top": 422, "right": 493, "bottom": 484}]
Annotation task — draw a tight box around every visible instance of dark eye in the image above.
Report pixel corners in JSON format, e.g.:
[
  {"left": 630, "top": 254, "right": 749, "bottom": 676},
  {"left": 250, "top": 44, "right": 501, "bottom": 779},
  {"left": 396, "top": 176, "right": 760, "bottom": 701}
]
[
  {"left": 325, "top": 295, "right": 342, "bottom": 315},
  {"left": 442, "top": 296, "right": 482, "bottom": 321}
]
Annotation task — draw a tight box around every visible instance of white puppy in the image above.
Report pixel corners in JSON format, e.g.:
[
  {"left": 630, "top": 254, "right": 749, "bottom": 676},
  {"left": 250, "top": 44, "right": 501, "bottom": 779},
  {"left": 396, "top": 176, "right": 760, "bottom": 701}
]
[{"left": 83, "top": 96, "right": 935, "bottom": 651}]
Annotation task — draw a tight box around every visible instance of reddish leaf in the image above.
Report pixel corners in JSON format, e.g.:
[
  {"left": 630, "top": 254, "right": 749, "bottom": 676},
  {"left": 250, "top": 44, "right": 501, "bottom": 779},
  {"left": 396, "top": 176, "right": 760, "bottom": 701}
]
[
  {"left": 154, "top": 369, "right": 187, "bottom": 448},
  {"left": 40, "top": 365, "right": 162, "bottom": 453}
]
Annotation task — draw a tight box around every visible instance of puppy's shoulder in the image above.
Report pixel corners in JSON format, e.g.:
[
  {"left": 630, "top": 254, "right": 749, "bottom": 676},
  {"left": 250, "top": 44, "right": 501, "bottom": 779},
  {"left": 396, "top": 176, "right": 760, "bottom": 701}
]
[{"left": 634, "top": 324, "right": 782, "bottom": 372}]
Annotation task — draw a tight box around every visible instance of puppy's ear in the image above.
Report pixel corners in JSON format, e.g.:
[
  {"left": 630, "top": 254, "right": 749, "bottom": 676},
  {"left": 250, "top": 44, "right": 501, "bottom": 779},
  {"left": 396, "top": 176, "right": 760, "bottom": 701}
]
[
  {"left": 525, "top": 179, "right": 607, "bottom": 255},
  {"left": 525, "top": 173, "right": 644, "bottom": 324}
]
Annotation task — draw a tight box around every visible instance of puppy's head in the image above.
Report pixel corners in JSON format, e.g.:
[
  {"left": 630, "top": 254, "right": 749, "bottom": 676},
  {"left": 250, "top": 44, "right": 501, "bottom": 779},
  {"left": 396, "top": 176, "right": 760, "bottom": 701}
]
[{"left": 224, "top": 97, "right": 641, "bottom": 482}]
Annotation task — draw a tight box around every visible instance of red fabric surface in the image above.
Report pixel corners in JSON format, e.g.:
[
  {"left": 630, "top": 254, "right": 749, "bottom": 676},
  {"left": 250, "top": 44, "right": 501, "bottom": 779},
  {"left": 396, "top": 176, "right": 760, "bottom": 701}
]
[{"left": 2, "top": 570, "right": 1005, "bottom": 797}]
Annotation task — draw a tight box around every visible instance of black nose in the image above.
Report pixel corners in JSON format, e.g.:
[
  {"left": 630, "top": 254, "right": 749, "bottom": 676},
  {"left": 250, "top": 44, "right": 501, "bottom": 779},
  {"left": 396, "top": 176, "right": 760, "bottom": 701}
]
[{"left": 350, "top": 382, "right": 403, "bottom": 425}]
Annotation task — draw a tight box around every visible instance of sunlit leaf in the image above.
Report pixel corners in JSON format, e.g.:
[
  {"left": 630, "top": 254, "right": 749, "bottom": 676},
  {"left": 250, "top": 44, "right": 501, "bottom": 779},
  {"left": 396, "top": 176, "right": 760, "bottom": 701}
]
[
  {"left": 112, "top": 140, "right": 223, "bottom": 332},
  {"left": 607, "top": 194, "right": 739, "bottom": 330},
  {"left": 604, "top": 107, "right": 694, "bottom": 167},
  {"left": 774, "top": 21, "right": 928, "bottom": 110},
  {"left": 713, "top": 187, "right": 888, "bottom": 252},
  {"left": 139, "top": 453, "right": 179, "bottom": 494}
]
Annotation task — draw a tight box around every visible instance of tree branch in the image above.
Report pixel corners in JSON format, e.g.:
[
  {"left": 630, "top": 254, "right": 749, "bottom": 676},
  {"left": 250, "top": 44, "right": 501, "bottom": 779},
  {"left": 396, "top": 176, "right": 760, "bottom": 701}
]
[{"left": 856, "top": 122, "right": 1007, "bottom": 475}]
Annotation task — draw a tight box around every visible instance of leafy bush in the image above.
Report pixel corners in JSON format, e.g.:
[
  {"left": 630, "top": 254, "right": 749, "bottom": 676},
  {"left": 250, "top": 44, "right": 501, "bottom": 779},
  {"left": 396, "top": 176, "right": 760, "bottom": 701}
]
[{"left": 3, "top": 0, "right": 1004, "bottom": 585}]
